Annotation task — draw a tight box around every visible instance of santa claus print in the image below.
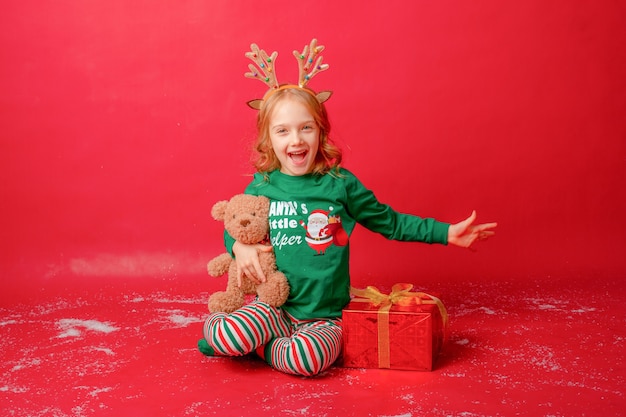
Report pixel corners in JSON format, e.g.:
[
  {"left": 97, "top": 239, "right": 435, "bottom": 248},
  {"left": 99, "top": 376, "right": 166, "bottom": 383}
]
[{"left": 299, "top": 207, "right": 348, "bottom": 255}]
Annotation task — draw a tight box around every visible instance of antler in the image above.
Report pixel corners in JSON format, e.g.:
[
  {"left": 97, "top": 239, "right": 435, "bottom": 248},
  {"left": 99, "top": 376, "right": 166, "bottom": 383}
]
[
  {"left": 244, "top": 43, "right": 279, "bottom": 90},
  {"left": 293, "top": 39, "right": 329, "bottom": 88},
  {"left": 243, "top": 39, "right": 332, "bottom": 109}
]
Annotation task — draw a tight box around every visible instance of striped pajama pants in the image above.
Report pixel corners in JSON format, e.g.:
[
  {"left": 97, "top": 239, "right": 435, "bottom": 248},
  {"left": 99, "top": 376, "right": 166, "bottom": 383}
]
[{"left": 202, "top": 301, "right": 342, "bottom": 376}]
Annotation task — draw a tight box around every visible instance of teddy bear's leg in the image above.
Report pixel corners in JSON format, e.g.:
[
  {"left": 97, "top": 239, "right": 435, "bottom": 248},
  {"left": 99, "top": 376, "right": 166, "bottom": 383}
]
[
  {"left": 256, "top": 271, "right": 290, "bottom": 308},
  {"left": 208, "top": 287, "right": 245, "bottom": 314}
]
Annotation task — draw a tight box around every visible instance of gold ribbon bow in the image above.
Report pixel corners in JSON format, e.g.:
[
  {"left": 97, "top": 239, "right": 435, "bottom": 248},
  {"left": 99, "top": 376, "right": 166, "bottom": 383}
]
[{"left": 349, "top": 283, "right": 448, "bottom": 368}]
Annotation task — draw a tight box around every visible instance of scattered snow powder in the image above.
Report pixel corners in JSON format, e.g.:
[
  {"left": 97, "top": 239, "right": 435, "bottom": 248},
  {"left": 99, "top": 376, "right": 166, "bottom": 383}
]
[
  {"left": 380, "top": 413, "right": 412, "bottom": 417},
  {"left": 168, "top": 313, "right": 202, "bottom": 327},
  {"left": 56, "top": 319, "right": 119, "bottom": 338},
  {"left": 571, "top": 307, "right": 596, "bottom": 313},
  {"left": 92, "top": 347, "right": 115, "bottom": 355},
  {"left": 58, "top": 328, "right": 82, "bottom": 338},
  {"left": 0, "top": 385, "right": 28, "bottom": 393}
]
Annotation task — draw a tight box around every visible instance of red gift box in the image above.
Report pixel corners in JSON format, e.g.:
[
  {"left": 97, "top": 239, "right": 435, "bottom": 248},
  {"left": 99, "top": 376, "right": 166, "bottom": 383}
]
[{"left": 342, "top": 284, "right": 447, "bottom": 371}]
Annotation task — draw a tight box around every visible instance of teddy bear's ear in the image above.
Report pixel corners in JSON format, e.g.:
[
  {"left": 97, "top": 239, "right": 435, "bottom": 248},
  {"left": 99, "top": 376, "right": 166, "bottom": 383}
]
[
  {"left": 211, "top": 200, "right": 229, "bottom": 221},
  {"left": 257, "top": 195, "right": 270, "bottom": 215},
  {"left": 258, "top": 195, "right": 270, "bottom": 206}
]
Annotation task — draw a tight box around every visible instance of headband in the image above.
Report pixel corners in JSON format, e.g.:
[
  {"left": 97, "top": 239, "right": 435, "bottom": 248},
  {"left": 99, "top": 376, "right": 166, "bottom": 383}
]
[{"left": 244, "top": 38, "right": 333, "bottom": 110}]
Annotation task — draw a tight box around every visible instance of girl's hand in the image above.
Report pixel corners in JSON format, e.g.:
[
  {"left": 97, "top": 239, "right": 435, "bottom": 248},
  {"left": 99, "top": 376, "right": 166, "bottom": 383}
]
[
  {"left": 448, "top": 211, "right": 497, "bottom": 250},
  {"left": 232, "top": 241, "right": 273, "bottom": 286}
]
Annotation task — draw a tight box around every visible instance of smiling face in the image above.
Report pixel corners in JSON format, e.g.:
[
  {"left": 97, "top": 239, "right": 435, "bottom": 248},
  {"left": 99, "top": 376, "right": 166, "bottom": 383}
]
[
  {"left": 268, "top": 96, "right": 320, "bottom": 176},
  {"left": 252, "top": 87, "right": 341, "bottom": 176}
]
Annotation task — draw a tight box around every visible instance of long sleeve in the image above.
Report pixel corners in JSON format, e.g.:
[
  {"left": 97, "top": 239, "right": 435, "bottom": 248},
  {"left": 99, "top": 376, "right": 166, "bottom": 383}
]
[{"left": 343, "top": 171, "right": 450, "bottom": 244}]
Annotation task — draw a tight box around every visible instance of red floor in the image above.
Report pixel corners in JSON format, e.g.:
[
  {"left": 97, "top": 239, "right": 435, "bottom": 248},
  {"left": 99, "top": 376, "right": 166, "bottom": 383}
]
[{"left": 1, "top": 274, "right": 624, "bottom": 416}]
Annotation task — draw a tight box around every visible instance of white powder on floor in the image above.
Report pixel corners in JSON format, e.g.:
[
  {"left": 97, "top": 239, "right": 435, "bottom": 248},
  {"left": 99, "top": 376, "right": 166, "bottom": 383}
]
[{"left": 56, "top": 319, "right": 119, "bottom": 338}]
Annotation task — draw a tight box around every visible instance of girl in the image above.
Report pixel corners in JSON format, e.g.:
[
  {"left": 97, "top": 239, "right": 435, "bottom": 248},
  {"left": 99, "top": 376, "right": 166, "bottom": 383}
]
[{"left": 199, "top": 42, "right": 497, "bottom": 377}]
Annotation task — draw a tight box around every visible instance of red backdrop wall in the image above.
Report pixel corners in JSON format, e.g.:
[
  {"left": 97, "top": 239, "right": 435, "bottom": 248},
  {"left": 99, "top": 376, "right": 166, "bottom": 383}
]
[{"left": 1, "top": 1, "right": 625, "bottom": 295}]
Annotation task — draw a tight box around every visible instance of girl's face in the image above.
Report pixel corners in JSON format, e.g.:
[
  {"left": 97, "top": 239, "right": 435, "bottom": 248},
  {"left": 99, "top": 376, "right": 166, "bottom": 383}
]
[{"left": 268, "top": 96, "right": 320, "bottom": 176}]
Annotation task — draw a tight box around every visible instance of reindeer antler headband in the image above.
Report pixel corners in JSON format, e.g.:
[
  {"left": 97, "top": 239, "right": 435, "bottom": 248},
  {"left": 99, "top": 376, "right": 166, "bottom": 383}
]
[{"left": 244, "top": 38, "right": 332, "bottom": 110}]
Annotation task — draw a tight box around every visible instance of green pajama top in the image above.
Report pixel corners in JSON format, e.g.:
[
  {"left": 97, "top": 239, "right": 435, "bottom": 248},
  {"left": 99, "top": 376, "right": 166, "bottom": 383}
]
[{"left": 225, "top": 168, "right": 450, "bottom": 321}]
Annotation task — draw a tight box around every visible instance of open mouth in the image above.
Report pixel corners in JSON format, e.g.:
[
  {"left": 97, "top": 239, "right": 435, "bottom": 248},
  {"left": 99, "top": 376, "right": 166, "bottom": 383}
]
[{"left": 288, "top": 150, "right": 308, "bottom": 163}]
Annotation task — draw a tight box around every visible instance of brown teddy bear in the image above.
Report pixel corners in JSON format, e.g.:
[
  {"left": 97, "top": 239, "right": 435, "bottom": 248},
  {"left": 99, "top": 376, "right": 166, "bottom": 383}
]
[{"left": 206, "top": 194, "right": 290, "bottom": 313}]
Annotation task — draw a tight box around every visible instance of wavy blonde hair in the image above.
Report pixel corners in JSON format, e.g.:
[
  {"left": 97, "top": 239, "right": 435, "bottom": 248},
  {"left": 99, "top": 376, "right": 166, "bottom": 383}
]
[{"left": 252, "top": 87, "right": 342, "bottom": 176}]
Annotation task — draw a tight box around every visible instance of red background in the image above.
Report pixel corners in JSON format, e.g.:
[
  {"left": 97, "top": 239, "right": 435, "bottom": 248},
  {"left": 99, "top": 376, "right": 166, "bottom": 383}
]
[{"left": 1, "top": 1, "right": 625, "bottom": 296}]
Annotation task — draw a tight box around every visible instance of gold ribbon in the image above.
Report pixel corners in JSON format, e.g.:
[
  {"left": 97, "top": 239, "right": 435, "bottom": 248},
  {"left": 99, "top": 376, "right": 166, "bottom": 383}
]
[{"left": 349, "top": 283, "right": 448, "bottom": 368}]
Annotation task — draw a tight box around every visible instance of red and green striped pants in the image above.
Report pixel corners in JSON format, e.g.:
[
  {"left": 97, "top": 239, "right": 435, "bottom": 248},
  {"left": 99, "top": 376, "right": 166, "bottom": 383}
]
[{"left": 202, "top": 301, "right": 342, "bottom": 376}]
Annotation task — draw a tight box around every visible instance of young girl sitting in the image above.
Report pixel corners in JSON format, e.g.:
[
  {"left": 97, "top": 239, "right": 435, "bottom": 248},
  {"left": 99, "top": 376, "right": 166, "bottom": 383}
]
[{"left": 199, "top": 39, "right": 497, "bottom": 376}]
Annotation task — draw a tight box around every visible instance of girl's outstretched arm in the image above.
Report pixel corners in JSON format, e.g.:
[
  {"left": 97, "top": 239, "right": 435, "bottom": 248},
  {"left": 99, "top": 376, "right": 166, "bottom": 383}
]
[
  {"left": 447, "top": 210, "right": 497, "bottom": 250},
  {"left": 232, "top": 241, "right": 273, "bottom": 287}
]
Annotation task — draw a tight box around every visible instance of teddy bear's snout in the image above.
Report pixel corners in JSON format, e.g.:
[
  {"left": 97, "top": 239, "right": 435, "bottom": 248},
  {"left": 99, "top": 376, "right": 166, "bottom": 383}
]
[{"left": 240, "top": 219, "right": 250, "bottom": 227}]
